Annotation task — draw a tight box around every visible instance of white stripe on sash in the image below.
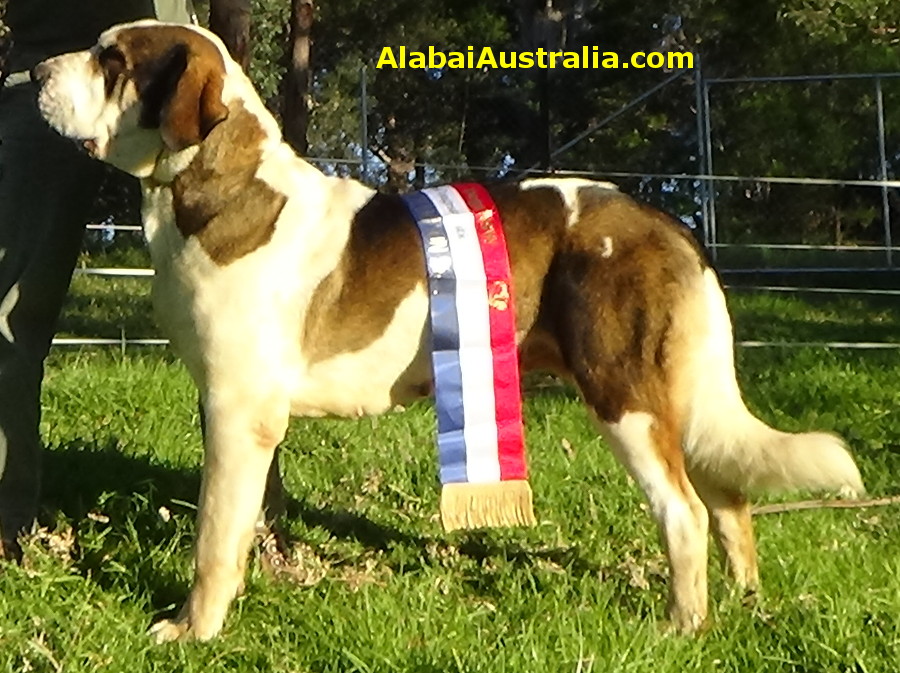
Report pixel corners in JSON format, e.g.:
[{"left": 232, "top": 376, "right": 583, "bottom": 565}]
[{"left": 422, "top": 187, "right": 501, "bottom": 483}]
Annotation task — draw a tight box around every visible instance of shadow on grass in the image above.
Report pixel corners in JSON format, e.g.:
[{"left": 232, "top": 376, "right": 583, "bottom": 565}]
[
  {"left": 287, "top": 500, "right": 422, "bottom": 550},
  {"left": 450, "top": 531, "right": 663, "bottom": 619},
  {"left": 42, "top": 440, "right": 200, "bottom": 520},
  {"left": 40, "top": 440, "right": 201, "bottom": 612},
  {"left": 39, "top": 440, "right": 428, "bottom": 608},
  {"left": 38, "top": 438, "right": 650, "bottom": 621},
  {"left": 456, "top": 532, "right": 602, "bottom": 577},
  {"left": 522, "top": 373, "right": 578, "bottom": 399},
  {"left": 732, "top": 308, "right": 900, "bottom": 343}
]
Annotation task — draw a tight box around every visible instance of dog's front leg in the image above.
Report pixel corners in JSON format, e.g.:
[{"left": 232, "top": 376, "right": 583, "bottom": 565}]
[{"left": 150, "top": 393, "right": 288, "bottom": 643}]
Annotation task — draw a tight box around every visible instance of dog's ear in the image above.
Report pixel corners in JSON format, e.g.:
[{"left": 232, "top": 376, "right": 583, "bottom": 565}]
[{"left": 138, "top": 43, "right": 229, "bottom": 152}]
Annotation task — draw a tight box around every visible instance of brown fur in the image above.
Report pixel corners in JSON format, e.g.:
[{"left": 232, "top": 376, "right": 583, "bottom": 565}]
[
  {"left": 487, "top": 184, "right": 569, "bottom": 335},
  {"left": 690, "top": 473, "right": 760, "bottom": 589},
  {"left": 171, "top": 103, "right": 286, "bottom": 264},
  {"left": 537, "top": 192, "right": 708, "bottom": 424}
]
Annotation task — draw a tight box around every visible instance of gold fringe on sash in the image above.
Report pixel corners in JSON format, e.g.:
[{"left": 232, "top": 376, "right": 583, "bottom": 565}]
[{"left": 440, "top": 481, "right": 537, "bottom": 531}]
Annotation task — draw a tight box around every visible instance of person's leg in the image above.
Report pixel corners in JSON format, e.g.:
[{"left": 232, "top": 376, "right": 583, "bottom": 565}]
[{"left": 0, "top": 83, "right": 104, "bottom": 558}]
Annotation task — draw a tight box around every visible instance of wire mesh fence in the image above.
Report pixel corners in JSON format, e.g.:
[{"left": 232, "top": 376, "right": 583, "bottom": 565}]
[{"left": 56, "top": 62, "right": 900, "bottom": 350}]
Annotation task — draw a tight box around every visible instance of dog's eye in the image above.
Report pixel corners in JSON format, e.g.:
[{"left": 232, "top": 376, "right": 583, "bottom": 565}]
[{"left": 98, "top": 46, "right": 128, "bottom": 96}]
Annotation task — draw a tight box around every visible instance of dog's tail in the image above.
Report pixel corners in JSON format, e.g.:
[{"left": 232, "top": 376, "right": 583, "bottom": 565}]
[{"left": 678, "top": 269, "right": 864, "bottom": 496}]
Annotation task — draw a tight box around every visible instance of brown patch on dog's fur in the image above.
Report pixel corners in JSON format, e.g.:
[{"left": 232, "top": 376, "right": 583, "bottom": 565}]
[
  {"left": 689, "top": 473, "right": 759, "bottom": 589},
  {"left": 172, "top": 103, "right": 285, "bottom": 264},
  {"left": 486, "top": 184, "right": 569, "bottom": 335},
  {"left": 519, "top": 329, "right": 569, "bottom": 378},
  {"left": 112, "top": 25, "right": 230, "bottom": 150},
  {"left": 302, "top": 193, "right": 425, "bottom": 363},
  {"left": 302, "top": 180, "right": 707, "bottom": 434},
  {"left": 97, "top": 45, "right": 128, "bottom": 98},
  {"left": 535, "top": 190, "right": 707, "bottom": 425},
  {"left": 650, "top": 405, "right": 694, "bottom": 492}
]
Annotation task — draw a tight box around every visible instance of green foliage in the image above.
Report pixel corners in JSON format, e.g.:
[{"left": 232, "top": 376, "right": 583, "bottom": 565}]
[
  {"left": 281, "top": 0, "right": 899, "bottom": 237},
  {"left": 247, "top": 0, "right": 290, "bottom": 108},
  {"left": 780, "top": 0, "right": 900, "bottom": 46},
  {"left": 310, "top": 0, "right": 534, "bottom": 186}
]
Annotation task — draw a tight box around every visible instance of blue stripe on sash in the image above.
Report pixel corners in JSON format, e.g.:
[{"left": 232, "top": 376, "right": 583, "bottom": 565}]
[{"left": 403, "top": 190, "right": 468, "bottom": 483}]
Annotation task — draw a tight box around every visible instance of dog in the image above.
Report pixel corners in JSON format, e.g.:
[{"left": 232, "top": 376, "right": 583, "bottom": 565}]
[{"left": 33, "top": 21, "right": 864, "bottom": 641}]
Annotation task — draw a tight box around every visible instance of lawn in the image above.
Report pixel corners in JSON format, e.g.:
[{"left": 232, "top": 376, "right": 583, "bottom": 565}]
[{"left": 0, "top": 274, "right": 898, "bottom": 672}]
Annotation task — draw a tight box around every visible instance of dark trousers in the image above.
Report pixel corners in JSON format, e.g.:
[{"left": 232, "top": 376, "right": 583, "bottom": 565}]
[{"left": 0, "top": 82, "right": 104, "bottom": 553}]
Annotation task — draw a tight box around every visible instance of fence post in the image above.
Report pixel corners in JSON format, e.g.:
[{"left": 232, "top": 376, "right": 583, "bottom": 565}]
[
  {"left": 694, "top": 55, "right": 710, "bottom": 248},
  {"left": 875, "top": 76, "right": 892, "bottom": 267},
  {"left": 360, "top": 64, "right": 369, "bottom": 184},
  {"left": 701, "top": 76, "right": 718, "bottom": 261}
]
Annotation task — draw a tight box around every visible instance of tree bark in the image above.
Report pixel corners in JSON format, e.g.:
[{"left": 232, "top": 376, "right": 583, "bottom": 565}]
[
  {"left": 283, "top": 0, "right": 314, "bottom": 154},
  {"left": 208, "top": 0, "right": 252, "bottom": 71}
]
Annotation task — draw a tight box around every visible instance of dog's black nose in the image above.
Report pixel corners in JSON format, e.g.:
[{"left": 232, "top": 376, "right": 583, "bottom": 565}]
[{"left": 30, "top": 62, "right": 50, "bottom": 84}]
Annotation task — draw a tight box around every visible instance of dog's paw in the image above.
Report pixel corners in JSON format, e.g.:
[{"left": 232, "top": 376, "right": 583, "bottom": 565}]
[
  {"left": 664, "top": 608, "right": 709, "bottom": 636},
  {"left": 148, "top": 617, "right": 192, "bottom": 643},
  {"left": 148, "top": 610, "right": 226, "bottom": 643}
]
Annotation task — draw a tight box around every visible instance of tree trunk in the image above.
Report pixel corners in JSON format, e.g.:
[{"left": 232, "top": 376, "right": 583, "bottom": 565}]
[
  {"left": 283, "top": 0, "right": 314, "bottom": 154},
  {"left": 516, "top": 0, "right": 566, "bottom": 171},
  {"left": 208, "top": 0, "right": 252, "bottom": 71}
]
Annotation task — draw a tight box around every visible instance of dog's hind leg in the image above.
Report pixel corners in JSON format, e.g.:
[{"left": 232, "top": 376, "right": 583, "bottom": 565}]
[
  {"left": 689, "top": 474, "right": 759, "bottom": 596},
  {"left": 150, "top": 393, "right": 289, "bottom": 643},
  {"left": 598, "top": 410, "right": 709, "bottom": 633}
]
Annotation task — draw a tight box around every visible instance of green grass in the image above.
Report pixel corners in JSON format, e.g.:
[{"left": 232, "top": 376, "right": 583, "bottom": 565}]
[
  {"left": 729, "top": 290, "right": 900, "bottom": 344},
  {"left": 1, "top": 282, "right": 898, "bottom": 671}
]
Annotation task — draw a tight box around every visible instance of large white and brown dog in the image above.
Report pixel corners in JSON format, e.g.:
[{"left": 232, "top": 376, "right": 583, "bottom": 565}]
[{"left": 34, "top": 21, "right": 863, "bottom": 641}]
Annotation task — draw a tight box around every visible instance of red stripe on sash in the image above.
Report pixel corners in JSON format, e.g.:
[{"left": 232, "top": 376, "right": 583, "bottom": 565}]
[{"left": 455, "top": 184, "right": 527, "bottom": 481}]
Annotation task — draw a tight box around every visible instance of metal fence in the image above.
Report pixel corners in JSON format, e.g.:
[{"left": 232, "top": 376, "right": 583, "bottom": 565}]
[
  {"left": 55, "top": 62, "right": 900, "bottom": 350},
  {"left": 696, "top": 67, "right": 900, "bottom": 268}
]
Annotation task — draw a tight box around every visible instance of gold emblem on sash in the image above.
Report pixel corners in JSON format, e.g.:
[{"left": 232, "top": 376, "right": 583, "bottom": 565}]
[{"left": 488, "top": 280, "right": 510, "bottom": 311}]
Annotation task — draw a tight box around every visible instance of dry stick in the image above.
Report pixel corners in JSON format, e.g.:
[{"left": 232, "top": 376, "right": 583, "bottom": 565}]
[{"left": 753, "top": 495, "right": 900, "bottom": 515}]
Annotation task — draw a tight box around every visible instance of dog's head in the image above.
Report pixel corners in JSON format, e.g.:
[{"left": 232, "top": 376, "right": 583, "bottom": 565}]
[{"left": 34, "top": 21, "right": 231, "bottom": 177}]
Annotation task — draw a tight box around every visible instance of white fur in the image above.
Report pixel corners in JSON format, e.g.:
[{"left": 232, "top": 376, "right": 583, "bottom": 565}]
[
  {"left": 37, "top": 51, "right": 107, "bottom": 142},
  {"left": 681, "top": 269, "right": 863, "bottom": 495},
  {"left": 599, "top": 236, "right": 614, "bottom": 258},
  {"left": 600, "top": 411, "right": 708, "bottom": 632}
]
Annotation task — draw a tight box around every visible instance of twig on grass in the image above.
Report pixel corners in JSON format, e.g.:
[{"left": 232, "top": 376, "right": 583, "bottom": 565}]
[{"left": 753, "top": 495, "right": 900, "bottom": 515}]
